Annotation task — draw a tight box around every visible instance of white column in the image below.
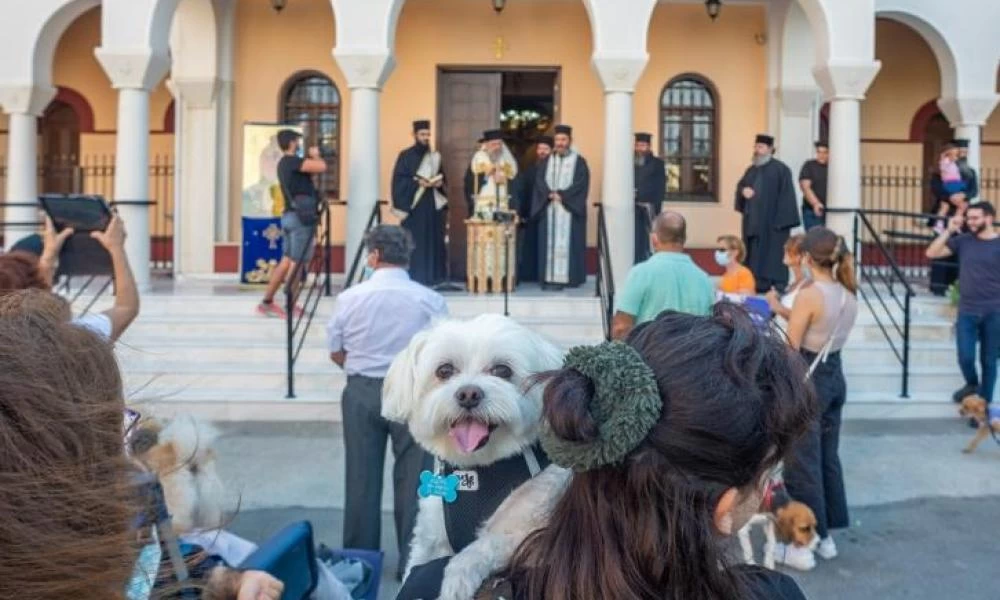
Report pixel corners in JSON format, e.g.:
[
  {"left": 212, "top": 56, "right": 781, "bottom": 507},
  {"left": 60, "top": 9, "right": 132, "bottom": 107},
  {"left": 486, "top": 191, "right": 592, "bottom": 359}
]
[
  {"left": 215, "top": 0, "right": 235, "bottom": 242},
  {"left": 169, "top": 79, "right": 219, "bottom": 275},
  {"left": 4, "top": 114, "right": 41, "bottom": 248},
  {"left": 96, "top": 48, "right": 170, "bottom": 291},
  {"left": 778, "top": 87, "right": 820, "bottom": 221},
  {"left": 813, "top": 61, "right": 880, "bottom": 244},
  {"left": 602, "top": 90, "right": 635, "bottom": 285},
  {"left": 826, "top": 98, "right": 861, "bottom": 239},
  {"left": 345, "top": 87, "right": 380, "bottom": 265},
  {"left": 333, "top": 51, "right": 394, "bottom": 268},
  {"left": 114, "top": 88, "right": 153, "bottom": 289},
  {"left": 0, "top": 85, "right": 55, "bottom": 249},
  {"left": 592, "top": 55, "right": 648, "bottom": 290}
]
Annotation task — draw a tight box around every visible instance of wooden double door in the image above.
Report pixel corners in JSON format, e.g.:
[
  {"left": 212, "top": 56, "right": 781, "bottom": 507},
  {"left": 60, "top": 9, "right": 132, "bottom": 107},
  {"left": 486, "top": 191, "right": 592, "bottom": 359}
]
[{"left": 437, "top": 72, "right": 502, "bottom": 279}]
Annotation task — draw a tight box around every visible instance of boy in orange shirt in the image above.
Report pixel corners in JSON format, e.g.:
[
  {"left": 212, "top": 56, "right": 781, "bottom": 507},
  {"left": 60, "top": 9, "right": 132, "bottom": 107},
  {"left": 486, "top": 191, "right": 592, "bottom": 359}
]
[{"left": 716, "top": 235, "right": 756, "bottom": 295}]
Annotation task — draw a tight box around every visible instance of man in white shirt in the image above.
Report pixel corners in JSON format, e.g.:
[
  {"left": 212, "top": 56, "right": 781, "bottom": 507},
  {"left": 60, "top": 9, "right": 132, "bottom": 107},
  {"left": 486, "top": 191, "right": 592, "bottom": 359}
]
[{"left": 326, "top": 225, "right": 448, "bottom": 578}]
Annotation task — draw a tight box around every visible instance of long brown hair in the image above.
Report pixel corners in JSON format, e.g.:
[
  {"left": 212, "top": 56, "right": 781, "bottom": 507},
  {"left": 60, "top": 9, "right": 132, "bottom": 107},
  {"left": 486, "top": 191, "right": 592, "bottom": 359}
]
[
  {"left": 0, "top": 250, "right": 48, "bottom": 294},
  {"left": 802, "top": 227, "right": 857, "bottom": 294},
  {"left": 505, "top": 306, "right": 816, "bottom": 600},
  {"left": 0, "top": 292, "right": 136, "bottom": 600}
]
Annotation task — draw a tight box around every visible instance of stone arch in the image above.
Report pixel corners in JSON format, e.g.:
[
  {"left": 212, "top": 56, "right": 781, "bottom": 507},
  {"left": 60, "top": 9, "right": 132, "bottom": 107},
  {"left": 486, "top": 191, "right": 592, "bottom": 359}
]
[
  {"left": 170, "top": 0, "right": 218, "bottom": 81},
  {"left": 30, "top": 0, "right": 101, "bottom": 88},
  {"left": 876, "top": 10, "right": 959, "bottom": 97},
  {"left": 47, "top": 85, "right": 95, "bottom": 133},
  {"left": 331, "top": 0, "right": 405, "bottom": 53},
  {"left": 791, "top": 0, "right": 832, "bottom": 65}
]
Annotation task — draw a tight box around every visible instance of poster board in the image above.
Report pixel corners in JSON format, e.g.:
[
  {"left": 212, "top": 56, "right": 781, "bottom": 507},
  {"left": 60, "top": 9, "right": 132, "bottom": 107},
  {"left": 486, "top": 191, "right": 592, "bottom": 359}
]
[{"left": 240, "top": 123, "right": 302, "bottom": 284}]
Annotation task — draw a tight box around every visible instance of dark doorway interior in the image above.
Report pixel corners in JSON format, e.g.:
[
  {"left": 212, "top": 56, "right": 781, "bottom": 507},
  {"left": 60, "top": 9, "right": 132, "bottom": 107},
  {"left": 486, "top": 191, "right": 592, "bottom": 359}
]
[
  {"left": 437, "top": 68, "right": 558, "bottom": 281},
  {"left": 921, "top": 112, "right": 954, "bottom": 212},
  {"left": 40, "top": 100, "right": 81, "bottom": 195}
]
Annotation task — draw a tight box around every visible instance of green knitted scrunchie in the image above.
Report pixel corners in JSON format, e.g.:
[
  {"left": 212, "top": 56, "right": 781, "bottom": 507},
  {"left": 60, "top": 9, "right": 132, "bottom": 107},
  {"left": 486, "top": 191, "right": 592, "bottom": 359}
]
[{"left": 541, "top": 341, "right": 662, "bottom": 472}]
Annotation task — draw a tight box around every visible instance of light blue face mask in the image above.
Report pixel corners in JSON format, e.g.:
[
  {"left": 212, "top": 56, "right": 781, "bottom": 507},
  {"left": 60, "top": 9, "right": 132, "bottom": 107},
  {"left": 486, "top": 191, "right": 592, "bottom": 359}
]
[{"left": 714, "top": 249, "right": 731, "bottom": 267}]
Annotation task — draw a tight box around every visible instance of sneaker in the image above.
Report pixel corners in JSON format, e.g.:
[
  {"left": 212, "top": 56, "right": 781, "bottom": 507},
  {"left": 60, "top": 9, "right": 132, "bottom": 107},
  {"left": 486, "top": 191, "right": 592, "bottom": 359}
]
[
  {"left": 953, "top": 384, "right": 979, "bottom": 403},
  {"left": 816, "top": 536, "right": 838, "bottom": 560},
  {"left": 774, "top": 542, "right": 816, "bottom": 571},
  {"left": 256, "top": 302, "right": 287, "bottom": 319}
]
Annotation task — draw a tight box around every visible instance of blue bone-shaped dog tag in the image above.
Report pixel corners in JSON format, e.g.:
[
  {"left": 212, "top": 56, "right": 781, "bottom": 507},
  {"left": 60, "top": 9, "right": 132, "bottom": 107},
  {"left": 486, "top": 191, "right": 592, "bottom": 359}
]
[{"left": 418, "top": 470, "right": 460, "bottom": 503}]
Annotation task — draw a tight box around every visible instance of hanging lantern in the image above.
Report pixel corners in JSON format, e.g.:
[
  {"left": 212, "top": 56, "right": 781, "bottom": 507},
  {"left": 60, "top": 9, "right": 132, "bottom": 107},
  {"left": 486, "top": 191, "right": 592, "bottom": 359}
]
[
  {"left": 705, "top": 0, "right": 722, "bottom": 21},
  {"left": 271, "top": 0, "right": 288, "bottom": 13},
  {"left": 492, "top": 0, "right": 506, "bottom": 15}
]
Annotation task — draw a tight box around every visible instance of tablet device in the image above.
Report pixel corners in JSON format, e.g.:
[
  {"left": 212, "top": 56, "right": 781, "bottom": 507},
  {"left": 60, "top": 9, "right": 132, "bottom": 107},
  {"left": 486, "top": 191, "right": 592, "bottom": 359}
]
[{"left": 39, "top": 194, "right": 113, "bottom": 233}]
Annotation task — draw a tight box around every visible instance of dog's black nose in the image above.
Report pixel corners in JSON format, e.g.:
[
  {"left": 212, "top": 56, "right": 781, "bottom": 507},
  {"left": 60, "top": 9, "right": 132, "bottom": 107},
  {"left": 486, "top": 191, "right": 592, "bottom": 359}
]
[{"left": 455, "top": 385, "right": 485, "bottom": 409}]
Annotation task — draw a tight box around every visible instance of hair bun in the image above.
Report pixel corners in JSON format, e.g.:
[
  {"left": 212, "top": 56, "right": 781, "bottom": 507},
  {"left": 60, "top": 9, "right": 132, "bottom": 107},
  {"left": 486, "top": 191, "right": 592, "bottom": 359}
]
[{"left": 543, "top": 369, "right": 600, "bottom": 443}]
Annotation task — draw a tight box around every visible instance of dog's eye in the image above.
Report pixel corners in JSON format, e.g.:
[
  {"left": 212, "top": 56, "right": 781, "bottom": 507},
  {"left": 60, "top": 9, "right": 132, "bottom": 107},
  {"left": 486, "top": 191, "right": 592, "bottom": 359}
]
[
  {"left": 436, "top": 363, "right": 457, "bottom": 380},
  {"left": 489, "top": 364, "right": 514, "bottom": 379}
]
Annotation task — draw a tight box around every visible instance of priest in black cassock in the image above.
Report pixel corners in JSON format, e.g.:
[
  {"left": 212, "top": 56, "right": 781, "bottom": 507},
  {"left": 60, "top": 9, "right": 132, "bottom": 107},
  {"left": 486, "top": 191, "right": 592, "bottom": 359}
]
[
  {"left": 514, "top": 135, "right": 553, "bottom": 282},
  {"left": 633, "top": 132, "right": 666, "bottom": 263},
  {"left": 735, "top": 134, "right": 800, "bottom": 293},
  {"left": 532, "top": 125, "right": 590, "bottom": 290},
  {"left": 391, "top": 119, "right": 447, "bottom": 286}
]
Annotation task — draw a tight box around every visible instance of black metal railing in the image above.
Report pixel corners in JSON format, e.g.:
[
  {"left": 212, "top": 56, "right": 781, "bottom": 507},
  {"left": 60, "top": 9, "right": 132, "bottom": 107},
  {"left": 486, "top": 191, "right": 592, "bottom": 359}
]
[
  {"left": 343, "top": 201, "right": 386, "bottom": 290},
  {"left": 594, "top": 202, "right": 615, "bottom": 341},
  {"left": 285, "top": 199, "right": 335, "bottom": 399},
  {"left": 829, "top": 208, "right": 915, "bottom": 397},
  {"left": 0, "top": 155, "right": 175, "bottom": 268}
]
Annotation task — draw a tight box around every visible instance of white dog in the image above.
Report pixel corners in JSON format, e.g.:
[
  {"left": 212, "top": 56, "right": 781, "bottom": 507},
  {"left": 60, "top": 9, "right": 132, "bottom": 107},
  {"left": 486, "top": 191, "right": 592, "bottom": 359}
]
[{"left": 383, "top": 314, "right": 571, "bottom": 600}]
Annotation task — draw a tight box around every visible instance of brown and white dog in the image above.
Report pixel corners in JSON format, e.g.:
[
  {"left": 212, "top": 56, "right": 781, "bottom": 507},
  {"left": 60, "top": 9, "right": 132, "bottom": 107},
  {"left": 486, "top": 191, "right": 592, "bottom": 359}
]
[
  {"left": 129, "top": 415, "right": 227, "bottom": 535},
  {"left": 958, "top": 394, "right": 1000, "bottom": 454},
  {"left": 737, "top": 479, "right": 818, "bottom": 570}
]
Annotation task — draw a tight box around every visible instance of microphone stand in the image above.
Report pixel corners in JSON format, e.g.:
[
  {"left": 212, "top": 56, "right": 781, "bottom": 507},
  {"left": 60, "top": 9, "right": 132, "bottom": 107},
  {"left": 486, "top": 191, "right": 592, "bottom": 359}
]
[{"left": 433, "top": 206, "right": 463, "bottom": 292}]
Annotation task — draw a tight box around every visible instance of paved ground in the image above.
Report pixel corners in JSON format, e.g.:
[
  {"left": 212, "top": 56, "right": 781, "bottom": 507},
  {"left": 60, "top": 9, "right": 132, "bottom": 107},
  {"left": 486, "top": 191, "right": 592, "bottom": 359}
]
[{"left": 214, "top": 418, "right": 1000, "bottom": 600}]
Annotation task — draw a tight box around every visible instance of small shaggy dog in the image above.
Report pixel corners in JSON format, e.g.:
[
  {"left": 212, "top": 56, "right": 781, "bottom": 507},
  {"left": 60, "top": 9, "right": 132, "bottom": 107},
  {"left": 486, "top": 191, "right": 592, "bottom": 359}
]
[
  {"left": 383, "top": 314, "right": 570, "bottom": 600},
  {"left": 737, "top": 479, "right": 818, "bottom": 571},
  {"left": 958, "top": 394, "right": 1000, "bottom": 454},
  {"left": 130, "top": 415, "right": 227, "bottom": 535}
]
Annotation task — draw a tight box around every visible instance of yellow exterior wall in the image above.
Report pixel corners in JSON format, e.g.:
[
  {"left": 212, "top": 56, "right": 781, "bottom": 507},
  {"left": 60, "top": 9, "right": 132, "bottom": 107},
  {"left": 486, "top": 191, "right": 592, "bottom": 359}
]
[
  {"left": 636, "top": 2, "right": 766, "bottom": 247},
  {"left": 230, "top": 0, "right": 346, "bottom": 242},
  {"left": 53, "top": 7, "right": 174, "bottom": 134}
]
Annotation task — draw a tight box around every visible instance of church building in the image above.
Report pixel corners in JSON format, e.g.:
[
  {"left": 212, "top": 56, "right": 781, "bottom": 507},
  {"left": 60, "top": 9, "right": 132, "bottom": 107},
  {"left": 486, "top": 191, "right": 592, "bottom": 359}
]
[{"left": 1, "top": 0, "right": 998, "bottom": 292}]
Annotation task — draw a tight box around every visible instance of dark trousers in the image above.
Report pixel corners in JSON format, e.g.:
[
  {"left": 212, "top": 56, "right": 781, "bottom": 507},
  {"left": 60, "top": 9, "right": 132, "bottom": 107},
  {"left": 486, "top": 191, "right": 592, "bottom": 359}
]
[
  {"left": 802, "top": 207, "right": 826, "bottom": 231},
  {"left": 956, "top": 311, "right": 1000, "bottom": 404},
  {"left": 929, "top": 256, "right": 958, "bottom": 296},
  {"left": 784, "top": 352, "right": 849, "bottom": 539},
  {"left": 341, "top": 375, "right": 429, "bottom": 572}
]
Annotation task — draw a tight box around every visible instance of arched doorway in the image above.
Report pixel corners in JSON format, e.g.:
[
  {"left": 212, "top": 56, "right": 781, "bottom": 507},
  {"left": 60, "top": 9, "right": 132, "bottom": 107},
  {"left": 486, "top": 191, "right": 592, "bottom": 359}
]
[
  {"left": 911, "top": 102, "right": 954, "bottom": 212},
  {"left": 39, "top": 100, "right": 82, "bottom": 194}
]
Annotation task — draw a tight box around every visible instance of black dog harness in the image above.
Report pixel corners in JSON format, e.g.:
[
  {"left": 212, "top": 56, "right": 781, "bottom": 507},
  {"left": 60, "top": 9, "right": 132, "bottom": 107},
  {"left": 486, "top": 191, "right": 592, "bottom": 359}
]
[{"left": 435, "top": 444, "right": 550, "bottom": 553}]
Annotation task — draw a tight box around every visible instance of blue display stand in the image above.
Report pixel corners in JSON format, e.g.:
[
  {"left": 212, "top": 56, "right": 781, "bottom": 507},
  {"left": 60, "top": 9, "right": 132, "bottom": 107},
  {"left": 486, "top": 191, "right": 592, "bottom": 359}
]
[{"left": 241, "top": 217, "right": 283, "bottom": 284}]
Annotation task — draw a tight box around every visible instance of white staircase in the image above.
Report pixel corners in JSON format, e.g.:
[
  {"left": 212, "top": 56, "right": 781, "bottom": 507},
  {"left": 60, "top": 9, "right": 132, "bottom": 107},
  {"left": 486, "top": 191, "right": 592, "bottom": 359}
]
[{"left": 102, "top": 277, "right": 962, "bottom": 422}]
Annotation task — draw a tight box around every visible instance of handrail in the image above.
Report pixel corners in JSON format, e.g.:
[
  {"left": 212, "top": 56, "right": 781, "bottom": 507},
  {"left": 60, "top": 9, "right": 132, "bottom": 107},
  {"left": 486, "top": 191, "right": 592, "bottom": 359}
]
[
  {"left": 827, "top": 207, "right": 914, "bottom": 397},
  {"left": 285, "top": 199, "right": 335, "bottom": 399},
  {"left": 594, "top": 202, "right": 615, "bottom": 341},
  {"left": 344, "top": 201, "right": 386, "bottom": 290}
]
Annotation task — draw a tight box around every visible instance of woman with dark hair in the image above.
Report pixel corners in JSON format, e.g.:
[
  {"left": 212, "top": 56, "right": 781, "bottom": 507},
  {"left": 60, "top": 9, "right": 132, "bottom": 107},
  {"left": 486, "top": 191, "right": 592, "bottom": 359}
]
[
  {"left": 0, "top": 292, "right": 282, "bottom": 600},
  {"left": 475, "top": 304, "right": 816, "bottom": 600},
  {"left": 782, "top": 226, "right": 859, "bottom": 567}
]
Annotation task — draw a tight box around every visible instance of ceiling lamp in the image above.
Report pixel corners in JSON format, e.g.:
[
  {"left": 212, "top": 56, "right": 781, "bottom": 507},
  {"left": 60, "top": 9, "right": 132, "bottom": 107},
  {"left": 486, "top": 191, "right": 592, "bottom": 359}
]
[
  {"left": 492, "top": 0, "right": 506, "bottom": 15},
  {"left": 705, "top": 0, "right": 722, "bottom": 21},
  {"left": 271, "top": 0, "right": 288, "bottom": 13}
]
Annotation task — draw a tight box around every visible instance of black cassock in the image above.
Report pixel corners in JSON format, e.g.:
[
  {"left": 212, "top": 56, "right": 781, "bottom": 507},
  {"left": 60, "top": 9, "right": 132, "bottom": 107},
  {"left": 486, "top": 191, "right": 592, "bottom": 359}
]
[
  {"left": 634, "top": 154, "right": 666, "bottom": 263},
  {"left": 735, "top": 158, "right": 800, "bottom": 293},
  {"left": 531, "top": 153, "right": 590, "bottom": 288},
  {"left": 462, "top": 166, "right": 476, "bottom": 219},
  {"left": 391, "top": 143, "right": 447, "bottom": 286},
  {"left": 515, "top": 161, "right": 542, "bottom": 282}
]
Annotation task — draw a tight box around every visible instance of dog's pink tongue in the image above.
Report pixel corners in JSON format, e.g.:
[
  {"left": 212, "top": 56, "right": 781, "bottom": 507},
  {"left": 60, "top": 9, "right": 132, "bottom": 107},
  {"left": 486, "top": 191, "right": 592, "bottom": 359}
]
[{"left": 450, "top": 420, "right": 490, "bottom": 454}]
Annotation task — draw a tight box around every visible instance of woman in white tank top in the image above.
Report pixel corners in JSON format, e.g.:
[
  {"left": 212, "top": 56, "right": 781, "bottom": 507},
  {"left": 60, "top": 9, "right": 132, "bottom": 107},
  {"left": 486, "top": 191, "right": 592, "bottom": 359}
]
[
  {"left": 779, "top": 227, "right": 859, "bottom": 570},
  {"left": 766, "top": 234, "right": 808, "bottom": 322}
]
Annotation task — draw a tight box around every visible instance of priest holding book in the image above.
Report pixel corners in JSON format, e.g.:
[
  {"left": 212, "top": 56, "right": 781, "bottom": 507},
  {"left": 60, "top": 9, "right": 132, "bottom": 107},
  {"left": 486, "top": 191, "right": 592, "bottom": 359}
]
[
  {"left": 391, "top": 119, "right": 448, "bottom": 286},
  {"left": 470, "top": 129, "right": 519, "bottom": 218}
]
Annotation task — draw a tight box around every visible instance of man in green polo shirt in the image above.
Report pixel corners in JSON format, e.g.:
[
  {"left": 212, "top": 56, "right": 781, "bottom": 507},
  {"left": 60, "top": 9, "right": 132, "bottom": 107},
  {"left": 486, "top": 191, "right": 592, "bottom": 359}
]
[{"left": 612, "top": 211, "right": 715, "bottom": 339}]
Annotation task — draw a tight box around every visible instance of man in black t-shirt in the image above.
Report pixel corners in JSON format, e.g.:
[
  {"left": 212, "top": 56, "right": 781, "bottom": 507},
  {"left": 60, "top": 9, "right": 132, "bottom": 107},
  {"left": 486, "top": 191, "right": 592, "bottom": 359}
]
[
  {"left": 926, "top": 202, "right": 1000, "bottom": 404},
  {"left": 256, "top": 129, "right": 327, "bottom": 318},
  {"left": 799, "top": 141, "right": 828, "bottom": 231}
]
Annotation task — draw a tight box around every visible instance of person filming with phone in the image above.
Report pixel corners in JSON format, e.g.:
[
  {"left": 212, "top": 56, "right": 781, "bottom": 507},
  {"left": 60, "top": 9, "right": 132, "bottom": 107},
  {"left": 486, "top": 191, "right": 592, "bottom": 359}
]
[
  {"left": 0, "top": 214, "right": 139, "bottom": 342},
  {"left": 256, "top": 129, "right": 327, "bottom": 319}
]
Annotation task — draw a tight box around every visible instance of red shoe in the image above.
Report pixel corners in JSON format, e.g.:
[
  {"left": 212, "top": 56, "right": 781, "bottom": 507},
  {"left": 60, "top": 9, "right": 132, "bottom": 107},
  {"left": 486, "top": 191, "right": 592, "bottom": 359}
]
[{"left": 256, "top": 302, "right": 287, "bottom": 319}]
